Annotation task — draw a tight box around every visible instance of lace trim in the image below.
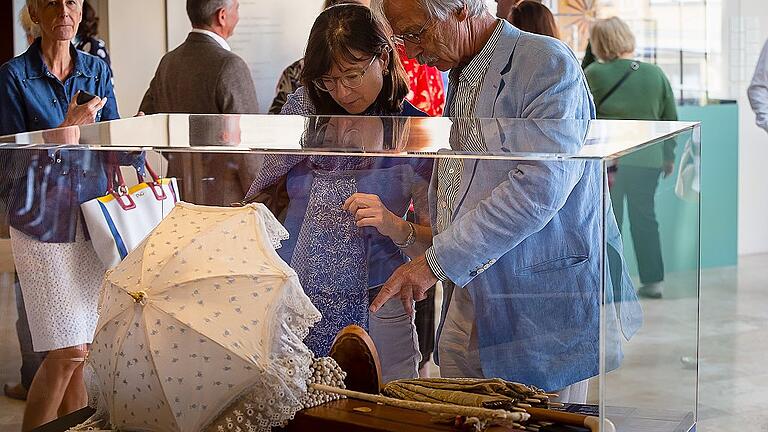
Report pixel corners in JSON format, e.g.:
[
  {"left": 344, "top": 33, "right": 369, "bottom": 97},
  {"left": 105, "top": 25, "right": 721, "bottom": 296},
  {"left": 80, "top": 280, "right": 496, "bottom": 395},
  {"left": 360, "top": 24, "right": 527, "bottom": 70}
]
[
  {"left": 204, "top": 358, "right": 345, "bottom": 432},
  {"left": 200, "top": 278, "right": 321, "bottom": 432},
  {"left": 249, "top": 203, "right": 290, "bottom": 249}
]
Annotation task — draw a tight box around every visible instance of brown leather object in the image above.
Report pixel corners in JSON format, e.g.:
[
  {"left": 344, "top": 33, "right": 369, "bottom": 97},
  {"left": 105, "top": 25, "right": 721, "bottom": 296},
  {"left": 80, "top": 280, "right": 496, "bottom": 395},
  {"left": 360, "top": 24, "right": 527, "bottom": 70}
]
[
  {"left": 287, "top": 399, "right": 517, "bottom": 432},
  {"left": 329, "top": 324, "right": 382, "bottom": 394}
]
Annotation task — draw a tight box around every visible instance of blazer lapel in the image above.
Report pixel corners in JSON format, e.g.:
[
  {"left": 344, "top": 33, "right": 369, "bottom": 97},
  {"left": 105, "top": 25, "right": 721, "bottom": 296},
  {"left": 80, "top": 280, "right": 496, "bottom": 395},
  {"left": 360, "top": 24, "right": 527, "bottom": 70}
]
[
  {"left": 445, "top": 23, "right": 523, "bottom": 219},
  {"left": 476, "top": 22, "right": 522, "bottom": 118}
]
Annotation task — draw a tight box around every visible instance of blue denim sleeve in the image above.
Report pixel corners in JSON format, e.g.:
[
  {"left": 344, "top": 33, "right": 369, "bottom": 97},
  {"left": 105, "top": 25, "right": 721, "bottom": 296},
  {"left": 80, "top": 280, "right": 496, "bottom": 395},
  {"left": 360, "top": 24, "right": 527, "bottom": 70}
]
[
  {"left": 94, "top": 60, "right": 142, "bottom": 172},
  {"left": 0, "top": 64, "right": 28, "bottom": 136},
  {"left": 432, "top": 159, "right": 586, "bottom": 287}
]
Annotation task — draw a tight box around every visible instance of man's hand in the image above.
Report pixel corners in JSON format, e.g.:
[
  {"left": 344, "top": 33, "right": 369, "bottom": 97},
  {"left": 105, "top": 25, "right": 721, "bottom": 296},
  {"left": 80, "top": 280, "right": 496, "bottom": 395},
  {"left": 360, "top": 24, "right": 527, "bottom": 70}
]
[{"left": 370, "top": 254, "right": 438, "bottom": 316}]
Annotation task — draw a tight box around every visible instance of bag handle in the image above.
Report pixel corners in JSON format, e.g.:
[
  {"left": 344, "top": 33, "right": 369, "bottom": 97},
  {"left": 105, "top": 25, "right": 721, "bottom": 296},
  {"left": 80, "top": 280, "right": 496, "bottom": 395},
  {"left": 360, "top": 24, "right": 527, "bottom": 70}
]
[
  {"left": 106, "top": 164, "right": 136, "bottom": 211},
  {"left": 134, "top": 161, "right": 168, "bottom": 201},
  {"left": 105, "top": 154, "right": 168, "bottom": 209}
]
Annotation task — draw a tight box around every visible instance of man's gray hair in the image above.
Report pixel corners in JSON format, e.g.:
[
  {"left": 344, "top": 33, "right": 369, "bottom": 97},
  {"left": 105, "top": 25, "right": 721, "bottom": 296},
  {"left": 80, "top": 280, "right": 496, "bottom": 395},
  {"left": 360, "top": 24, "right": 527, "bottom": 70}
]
[
  {"left": 416, "top": 0, "right": 488, "bottom": 20},
  {"left": 186, "top": 0, "right": 233, "bottom": 27}
]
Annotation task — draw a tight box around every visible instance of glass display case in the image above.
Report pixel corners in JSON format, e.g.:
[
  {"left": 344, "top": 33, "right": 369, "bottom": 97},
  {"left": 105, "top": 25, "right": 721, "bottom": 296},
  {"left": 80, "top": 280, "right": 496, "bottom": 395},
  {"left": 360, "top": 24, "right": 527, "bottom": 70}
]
[{"left": 0, "top": 115, "right": 700, "bottom": 432}]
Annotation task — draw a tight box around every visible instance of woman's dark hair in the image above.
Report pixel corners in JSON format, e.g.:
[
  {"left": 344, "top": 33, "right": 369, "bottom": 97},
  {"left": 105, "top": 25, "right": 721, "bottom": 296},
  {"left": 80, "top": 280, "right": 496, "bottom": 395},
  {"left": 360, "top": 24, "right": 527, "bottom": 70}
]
[
  {"left": 77, "top": 0, "right": 100, "bottom": 39},
  {"left": 302, "top": 4, "right": 410, "bottom": 115},
  {"left": 510, "top": 1, "right": 560, "bottom": 39}
]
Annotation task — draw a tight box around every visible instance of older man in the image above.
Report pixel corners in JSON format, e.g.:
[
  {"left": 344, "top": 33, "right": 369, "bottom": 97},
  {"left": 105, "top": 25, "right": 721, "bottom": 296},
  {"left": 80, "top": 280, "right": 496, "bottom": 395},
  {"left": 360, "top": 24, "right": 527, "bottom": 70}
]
[
  {"left": 140, "top": 0, "right": 258, "bottom": 114},
  {"left": 370, "top": 0, "right": 638, "bottom": 403},
  {"left": 140, "top": 0, "right": 259, "bottom": 206}
]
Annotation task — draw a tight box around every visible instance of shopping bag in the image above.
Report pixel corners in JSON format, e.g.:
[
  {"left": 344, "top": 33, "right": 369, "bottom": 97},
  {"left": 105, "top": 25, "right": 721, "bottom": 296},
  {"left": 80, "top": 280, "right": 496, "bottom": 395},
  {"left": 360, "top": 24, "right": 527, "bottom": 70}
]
[{"left": 81, "top": 161, "right": 179, "bottom": 268}]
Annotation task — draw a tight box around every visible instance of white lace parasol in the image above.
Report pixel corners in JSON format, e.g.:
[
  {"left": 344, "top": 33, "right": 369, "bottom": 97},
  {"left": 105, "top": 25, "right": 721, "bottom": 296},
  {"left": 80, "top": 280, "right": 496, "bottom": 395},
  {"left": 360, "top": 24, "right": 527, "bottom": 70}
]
[{"left": 86, "top": 202, "right": 321, "bottom": 431}]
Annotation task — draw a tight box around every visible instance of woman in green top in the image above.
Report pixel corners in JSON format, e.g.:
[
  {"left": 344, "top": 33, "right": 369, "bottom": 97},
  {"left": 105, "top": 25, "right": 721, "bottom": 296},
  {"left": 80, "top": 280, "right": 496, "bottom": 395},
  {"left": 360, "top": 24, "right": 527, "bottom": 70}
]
[{"left": 585, "top": 17, "right": 677, "bottom": 299}]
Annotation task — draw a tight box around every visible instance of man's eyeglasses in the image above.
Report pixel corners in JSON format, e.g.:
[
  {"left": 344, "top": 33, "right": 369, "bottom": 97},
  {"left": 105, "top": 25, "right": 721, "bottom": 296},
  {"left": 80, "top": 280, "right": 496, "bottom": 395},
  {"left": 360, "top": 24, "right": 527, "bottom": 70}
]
[
  {"left": 391, "top": 19, "right": 435, "bottom": 45},
  {"left": 313, "top": 55, "right": 379, "bottom": 93}
]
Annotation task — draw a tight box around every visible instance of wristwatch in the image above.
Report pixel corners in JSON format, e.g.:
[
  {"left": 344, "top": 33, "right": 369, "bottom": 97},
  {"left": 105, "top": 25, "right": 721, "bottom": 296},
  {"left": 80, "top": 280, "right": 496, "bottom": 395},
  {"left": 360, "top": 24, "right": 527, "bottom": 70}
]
[{"left": 394, "top": 222, "right": 416, "bottom": 249}]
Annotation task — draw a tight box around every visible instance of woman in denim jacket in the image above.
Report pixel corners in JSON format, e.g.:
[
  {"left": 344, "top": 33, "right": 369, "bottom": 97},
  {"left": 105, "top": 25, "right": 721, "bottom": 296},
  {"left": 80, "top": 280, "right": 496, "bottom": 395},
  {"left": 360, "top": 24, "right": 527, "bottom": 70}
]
[{"left": 0, "top": 1, "right": 140, "bottom": 429}]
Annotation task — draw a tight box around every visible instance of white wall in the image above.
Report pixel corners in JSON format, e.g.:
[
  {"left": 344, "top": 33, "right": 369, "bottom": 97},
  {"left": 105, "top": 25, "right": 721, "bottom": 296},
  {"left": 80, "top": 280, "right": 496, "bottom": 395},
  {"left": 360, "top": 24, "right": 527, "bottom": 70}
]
[
  {"left": 106, "top": 0, "right": 167, "bottom": 117},
  {"left": 726, "top": 0, "right": 768, "bottom": 256},
  {"left": 12, "top": 0, "right": 27, "bottom": 56}
]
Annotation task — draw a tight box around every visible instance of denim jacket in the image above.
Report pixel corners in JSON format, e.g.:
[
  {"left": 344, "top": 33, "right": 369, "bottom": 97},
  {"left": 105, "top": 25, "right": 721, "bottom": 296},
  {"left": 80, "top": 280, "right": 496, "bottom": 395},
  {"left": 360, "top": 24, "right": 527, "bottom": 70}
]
[
  {"left": 0, "top": 38, "right": 118, "bottom": 135},
  {"left": 0, "top": 38, "right": 141, "bottom": 243}
]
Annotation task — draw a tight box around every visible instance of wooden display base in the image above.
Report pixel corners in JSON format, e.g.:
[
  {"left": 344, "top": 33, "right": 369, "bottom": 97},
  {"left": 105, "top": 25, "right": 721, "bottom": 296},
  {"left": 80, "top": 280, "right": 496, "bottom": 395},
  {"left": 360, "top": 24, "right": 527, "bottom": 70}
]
[
  {"left": 33, "top": 402, "right": 518, "bottom": 432},
  {"left": 287, "top": 398, "right": 515, "bottom": 432}
]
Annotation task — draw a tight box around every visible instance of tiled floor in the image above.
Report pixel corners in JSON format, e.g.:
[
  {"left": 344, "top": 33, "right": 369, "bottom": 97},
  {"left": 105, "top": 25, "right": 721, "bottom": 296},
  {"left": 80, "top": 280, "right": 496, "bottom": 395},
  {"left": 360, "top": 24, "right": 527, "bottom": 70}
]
[{"left": 1, "top": 256, "right": 767, "bottom": 432}]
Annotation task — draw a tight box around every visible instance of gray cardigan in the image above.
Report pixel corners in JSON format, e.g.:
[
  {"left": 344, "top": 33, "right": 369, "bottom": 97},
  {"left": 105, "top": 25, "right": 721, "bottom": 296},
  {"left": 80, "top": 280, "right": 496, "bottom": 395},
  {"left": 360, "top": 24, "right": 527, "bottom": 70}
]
[{"left": 140, "top": 32, "right": 259, "bottom": 114}]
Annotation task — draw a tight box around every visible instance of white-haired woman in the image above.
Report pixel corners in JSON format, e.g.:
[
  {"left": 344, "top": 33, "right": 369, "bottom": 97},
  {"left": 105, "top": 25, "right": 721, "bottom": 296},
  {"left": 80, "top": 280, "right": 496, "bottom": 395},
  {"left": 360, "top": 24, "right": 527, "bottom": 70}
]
[
  {"left": 585, "top": 17, "right": 677, "bottom": 299},
  {"left": 0, "top": 0, "right": 139, "bottom": 429}
]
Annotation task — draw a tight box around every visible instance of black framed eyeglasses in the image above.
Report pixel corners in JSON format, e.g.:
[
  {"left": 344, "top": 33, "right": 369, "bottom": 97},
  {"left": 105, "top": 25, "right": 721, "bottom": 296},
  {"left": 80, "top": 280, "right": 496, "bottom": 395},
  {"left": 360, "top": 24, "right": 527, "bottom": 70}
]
[
  {"left": 313, "top": 55, "right": 379, "bottom": 93},
  {"left": 391, "top": 19, "right": 435, "bottom": 45}
]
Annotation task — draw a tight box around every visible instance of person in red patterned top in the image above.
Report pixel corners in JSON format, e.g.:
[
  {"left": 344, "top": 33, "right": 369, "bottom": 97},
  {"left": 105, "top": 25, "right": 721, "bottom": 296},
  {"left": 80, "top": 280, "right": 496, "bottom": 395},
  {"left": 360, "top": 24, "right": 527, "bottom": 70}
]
[{"left": 397, "top": 44, "right": 445, "bottom": 116}]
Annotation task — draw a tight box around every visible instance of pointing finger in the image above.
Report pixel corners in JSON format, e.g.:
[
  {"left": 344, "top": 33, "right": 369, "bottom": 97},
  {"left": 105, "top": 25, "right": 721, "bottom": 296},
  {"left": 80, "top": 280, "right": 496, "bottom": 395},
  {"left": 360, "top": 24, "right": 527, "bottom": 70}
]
[
  {"left": 370, "top": 278, "right": 400, "bottom": 313},
  {"left": 401, "top": 285, "right": 415, "bottom": 316}
]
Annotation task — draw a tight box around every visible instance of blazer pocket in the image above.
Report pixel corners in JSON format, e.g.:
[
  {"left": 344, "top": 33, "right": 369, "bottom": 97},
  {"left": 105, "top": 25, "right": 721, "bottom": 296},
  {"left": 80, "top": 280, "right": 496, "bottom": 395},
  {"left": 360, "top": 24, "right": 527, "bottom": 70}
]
[{"left": 515, "top": 254, "right": 589, "bottom": 276}]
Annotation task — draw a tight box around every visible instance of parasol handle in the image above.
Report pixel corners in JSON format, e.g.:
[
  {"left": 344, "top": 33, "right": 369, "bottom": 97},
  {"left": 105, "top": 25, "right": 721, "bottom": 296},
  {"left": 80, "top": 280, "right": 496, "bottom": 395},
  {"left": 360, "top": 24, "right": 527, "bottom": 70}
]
[{"left": 128, "top": 291, "right": 148, "bottom": 305}]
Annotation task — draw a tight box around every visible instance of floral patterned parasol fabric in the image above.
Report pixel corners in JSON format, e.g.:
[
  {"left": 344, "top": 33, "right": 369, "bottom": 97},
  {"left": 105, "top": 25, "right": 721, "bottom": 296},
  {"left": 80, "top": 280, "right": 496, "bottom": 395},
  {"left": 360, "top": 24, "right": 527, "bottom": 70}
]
[{"left": 88, "top": 202, "right": 321, "bottom": 431}]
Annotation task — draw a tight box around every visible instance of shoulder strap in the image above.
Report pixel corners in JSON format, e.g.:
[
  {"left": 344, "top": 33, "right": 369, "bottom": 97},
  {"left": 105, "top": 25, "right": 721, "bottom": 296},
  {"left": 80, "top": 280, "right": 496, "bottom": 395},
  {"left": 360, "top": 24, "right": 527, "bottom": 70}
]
[{"left": 597, "top": 61, "right": 639, "bottom": 107}]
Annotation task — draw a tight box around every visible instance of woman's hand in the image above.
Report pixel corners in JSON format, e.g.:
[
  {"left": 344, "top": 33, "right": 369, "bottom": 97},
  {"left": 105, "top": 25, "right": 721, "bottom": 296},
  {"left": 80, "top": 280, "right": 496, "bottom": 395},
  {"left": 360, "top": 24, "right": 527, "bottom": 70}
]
[
  {"left": 343, "top": 193, "right": 409, "bottom": 243},
  {"left": 60, "top": 92, "right": 108, "bottom": 127}
]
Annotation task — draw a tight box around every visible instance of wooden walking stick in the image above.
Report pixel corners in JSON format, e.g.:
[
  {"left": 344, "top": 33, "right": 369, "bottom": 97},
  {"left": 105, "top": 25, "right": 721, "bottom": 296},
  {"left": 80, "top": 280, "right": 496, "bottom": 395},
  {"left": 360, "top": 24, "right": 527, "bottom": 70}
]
[
  {"left": 525, "top": 406, "right": 616, "bottom": 432},
  {"left": 310, "top": 384, "right": 531, "bottom": 429}
]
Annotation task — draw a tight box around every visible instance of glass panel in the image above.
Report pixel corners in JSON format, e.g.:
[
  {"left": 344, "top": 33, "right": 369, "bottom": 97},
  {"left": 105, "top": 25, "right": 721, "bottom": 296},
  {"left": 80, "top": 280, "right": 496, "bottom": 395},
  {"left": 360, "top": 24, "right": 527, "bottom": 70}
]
[
  {"left": 601, "top": 125, "right": 700, "bottom": 431},
  {"left": 0, "top": 115, "right": 696, "bottom": 161}
]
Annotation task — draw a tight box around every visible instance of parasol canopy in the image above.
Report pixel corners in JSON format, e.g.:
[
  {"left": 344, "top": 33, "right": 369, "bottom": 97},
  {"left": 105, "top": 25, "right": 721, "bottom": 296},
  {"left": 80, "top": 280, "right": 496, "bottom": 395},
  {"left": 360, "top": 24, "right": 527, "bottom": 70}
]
[{"left": 88, "top": 202, "right": 321, "bottom": 431}]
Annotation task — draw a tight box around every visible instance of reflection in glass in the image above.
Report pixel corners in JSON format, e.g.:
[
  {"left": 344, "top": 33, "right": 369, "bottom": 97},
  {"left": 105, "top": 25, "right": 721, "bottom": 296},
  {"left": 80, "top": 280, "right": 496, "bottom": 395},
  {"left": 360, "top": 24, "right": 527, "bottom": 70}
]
[
  {"left": 244, "top": 116, "right": 431, "bottom": 382},
  {"left": 422, "top": 119, "right": 641, "bottom": 406},
  {"left": 169, "top": 115, "right": 259, "bottom": 206}
]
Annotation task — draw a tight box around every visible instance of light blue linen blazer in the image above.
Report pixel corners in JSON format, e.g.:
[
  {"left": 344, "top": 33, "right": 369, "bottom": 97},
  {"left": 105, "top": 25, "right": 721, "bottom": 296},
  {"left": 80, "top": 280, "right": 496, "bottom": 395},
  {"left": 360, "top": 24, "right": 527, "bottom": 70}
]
[{"left": 432, "top": 21, "right": 642, "bottom": 391}]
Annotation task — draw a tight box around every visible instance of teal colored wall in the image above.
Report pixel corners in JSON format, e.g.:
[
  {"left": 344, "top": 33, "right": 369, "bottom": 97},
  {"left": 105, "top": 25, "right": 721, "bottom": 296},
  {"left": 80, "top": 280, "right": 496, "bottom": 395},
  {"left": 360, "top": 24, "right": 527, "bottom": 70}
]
[
  {"left": 616, "top": 103, "right": 738, "bottom": 276},
  {"left": 679, "top": 103, "right": 739, "bottom": 269}
]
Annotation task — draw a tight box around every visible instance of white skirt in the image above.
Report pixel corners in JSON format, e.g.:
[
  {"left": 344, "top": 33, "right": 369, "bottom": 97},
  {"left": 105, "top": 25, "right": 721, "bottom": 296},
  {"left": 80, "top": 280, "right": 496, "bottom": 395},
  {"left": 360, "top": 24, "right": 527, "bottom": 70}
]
[{"left": 10, "top": 224, "right": 106, "bottom": 352}]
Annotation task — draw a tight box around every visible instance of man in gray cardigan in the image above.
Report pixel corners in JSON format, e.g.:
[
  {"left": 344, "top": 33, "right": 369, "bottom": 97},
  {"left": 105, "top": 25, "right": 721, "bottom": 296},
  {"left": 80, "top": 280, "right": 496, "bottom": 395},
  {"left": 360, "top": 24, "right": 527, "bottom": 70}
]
[{"left": 140, "top": 0, "right": 259, "bottom": 114}]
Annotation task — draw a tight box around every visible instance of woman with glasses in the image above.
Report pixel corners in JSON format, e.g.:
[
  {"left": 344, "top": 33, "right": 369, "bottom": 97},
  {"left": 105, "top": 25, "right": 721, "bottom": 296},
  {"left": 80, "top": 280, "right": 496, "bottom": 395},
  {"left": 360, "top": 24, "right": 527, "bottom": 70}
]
[
  {"left": 269, "top": 0, "right": 444, "bottom": 116},
  {"left": 248, "top": 4, "right": 432, "bottom": 382},
  {"left": 282, "top": 4, "right": 422, "bottom": 116}
]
